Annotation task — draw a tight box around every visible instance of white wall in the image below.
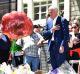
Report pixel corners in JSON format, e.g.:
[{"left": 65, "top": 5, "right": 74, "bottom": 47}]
[
  {"left": 64, "top": 0, "right": 70, "bottom": 21},
  {"left": 52, "top": 0, "right": 58, "bottom": 7},
  {"left": 17, "top": 0, "right": 23, "bottom": 11},
  {"left": 27, "top": 0, "right": 33, "bottom": 20}
]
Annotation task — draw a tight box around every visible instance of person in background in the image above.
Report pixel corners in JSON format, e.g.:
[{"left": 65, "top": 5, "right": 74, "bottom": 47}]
[
  {"left": 33, "top": 24, "right": 43, "bottom": 36},
  {"left": 68, "top": 23, "right": 80, "bottom": 49},
  {"left": 16, "top": 25, "right": 44, "bottom": 72},
  {"left": 74, "top": 16, "right": 80, "bottom": 24},
  {"left": 42, "top": 6, "right": 76, "bottom": 74},
  {"left": 68, "top": 22, "right": 80, "bottom": 72},
  {"left": 0, "top": 24, "right": 11, "bottom": 64},
  {"left": 69, "top": 23, "right": 80, "bottom": 48},
  {"left": 10, "top": 39, "right": 23, "bottom": 67},
  {"left": 33, "top": 25, "right": 41, "bottom": 33}
]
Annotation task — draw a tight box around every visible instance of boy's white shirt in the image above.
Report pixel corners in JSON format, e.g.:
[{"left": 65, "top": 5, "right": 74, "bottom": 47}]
[
  {"left": 16, "top": 32, "right": 43, "bottom": 51},
  {"left": 16, "top": 36, "right": 34, "bottom": 51}
]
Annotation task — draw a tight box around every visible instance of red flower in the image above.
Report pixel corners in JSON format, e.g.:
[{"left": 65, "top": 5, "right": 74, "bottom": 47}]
[{"left": 1, "top": 11, "right": 33, "bottom": 39}]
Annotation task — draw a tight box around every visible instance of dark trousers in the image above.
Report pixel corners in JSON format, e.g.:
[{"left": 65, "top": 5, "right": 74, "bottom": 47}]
[
  {"left": 14, "top": 55, "right": 23, "bottom": 66},
  {"left": 0, "top": 50, "right": 9, "bottom": 64}
]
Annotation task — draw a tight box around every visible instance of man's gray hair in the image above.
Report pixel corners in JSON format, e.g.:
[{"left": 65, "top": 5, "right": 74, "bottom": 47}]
[{"left": 48, "top": 6, "right": 58, "bottom": 12}]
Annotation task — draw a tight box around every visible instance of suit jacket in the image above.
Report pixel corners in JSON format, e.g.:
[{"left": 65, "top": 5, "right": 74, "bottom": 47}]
[
  {"left": 0, "top": 34, "right": 11, "bottom": 51},
  {"left": 42, "top": 16, "right": 69, "bottom": 69}
]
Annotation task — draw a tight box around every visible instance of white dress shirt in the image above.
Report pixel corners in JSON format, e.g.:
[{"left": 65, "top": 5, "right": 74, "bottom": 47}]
[{"left": 51, "top": 16, "right": 58, "bottom": 40}]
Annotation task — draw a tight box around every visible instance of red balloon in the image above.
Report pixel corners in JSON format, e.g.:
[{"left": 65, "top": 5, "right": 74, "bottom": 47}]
[{"left": 1, "top": 11, "right": 33, "bottom": 39}]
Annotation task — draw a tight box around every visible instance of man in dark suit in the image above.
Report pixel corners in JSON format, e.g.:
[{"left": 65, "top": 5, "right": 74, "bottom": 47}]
[
  {"left": 42, "top": 6, "right": 76, "bottom": 73},
  {"left": 0, "top": 25, "right": 11, "bottom": 64}
]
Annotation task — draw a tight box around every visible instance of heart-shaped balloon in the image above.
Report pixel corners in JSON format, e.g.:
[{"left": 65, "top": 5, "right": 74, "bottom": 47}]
[{"left": 1, "top": 11, "right": 33, "bottom": 39}]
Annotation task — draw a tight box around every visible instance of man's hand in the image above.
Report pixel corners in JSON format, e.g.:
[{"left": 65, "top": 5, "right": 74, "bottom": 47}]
[
  {"left": 59, "top": 46, "right": 64, "bottom": 54},
  {"left": 37, "top": 38, "right": 45, "bottom": 46},
  {"left": 51, "top": 25, "right": 60, "bottom": 32}
]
